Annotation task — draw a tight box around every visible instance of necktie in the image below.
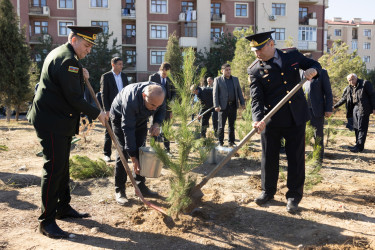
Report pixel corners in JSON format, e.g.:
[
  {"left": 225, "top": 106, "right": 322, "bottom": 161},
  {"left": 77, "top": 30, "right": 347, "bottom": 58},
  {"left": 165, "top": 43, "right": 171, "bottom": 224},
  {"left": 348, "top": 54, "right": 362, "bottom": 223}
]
[{"left": 162, "top": 78, "right": 166, "bottom": 86}]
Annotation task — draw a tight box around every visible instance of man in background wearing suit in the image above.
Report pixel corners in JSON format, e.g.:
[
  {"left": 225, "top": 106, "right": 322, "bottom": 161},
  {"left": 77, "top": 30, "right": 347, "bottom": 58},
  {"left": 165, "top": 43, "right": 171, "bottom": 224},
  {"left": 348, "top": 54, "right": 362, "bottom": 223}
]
[
  {"left": 149, "top": 62, "right": 175, "bottom": 153},
  {"left": 100, "top": 57, "right": 129, "bottom": 162},
  {"left": 213, "top": 64, "right": 245, "bottom": 147},
  {"left": 303, "top": 53, "right": 333, "bottom": 165}
]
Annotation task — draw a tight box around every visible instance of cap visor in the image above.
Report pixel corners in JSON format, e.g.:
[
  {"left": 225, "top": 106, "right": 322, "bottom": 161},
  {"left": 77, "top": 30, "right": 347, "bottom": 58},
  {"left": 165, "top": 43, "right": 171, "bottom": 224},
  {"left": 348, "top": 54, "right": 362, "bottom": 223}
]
[{"left": 251, "top": 43, "right": 267, "bottom": 51}]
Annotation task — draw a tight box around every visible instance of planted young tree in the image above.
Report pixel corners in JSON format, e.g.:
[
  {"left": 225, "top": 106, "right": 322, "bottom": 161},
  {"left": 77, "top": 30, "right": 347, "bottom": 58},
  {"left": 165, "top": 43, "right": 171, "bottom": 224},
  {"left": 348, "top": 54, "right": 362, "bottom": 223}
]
[
  {"left": 0, "top": 0, "right": 32, "bottom": 122},
  {"left": 151, "top": 48, "right": 215, "bottom": 217},
  {"left": 81, "top": 32, "right": 121, "bottom": 92},
  {"left": 230, "top": 27, "right": 256, "bottom": 97},
  {"left": 164, "top": 32, "right": 183, "bottom": 80},
  {"left": 319, "top": 40, "right": 367, "bottom": 97}
]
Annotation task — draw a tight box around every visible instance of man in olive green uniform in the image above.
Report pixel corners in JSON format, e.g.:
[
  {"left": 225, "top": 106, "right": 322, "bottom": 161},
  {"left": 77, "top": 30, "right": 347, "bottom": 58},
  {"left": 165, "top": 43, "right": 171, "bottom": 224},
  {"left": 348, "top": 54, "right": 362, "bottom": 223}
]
[{"left": 27, "top": 26, "right": 107, "bottom": 239}]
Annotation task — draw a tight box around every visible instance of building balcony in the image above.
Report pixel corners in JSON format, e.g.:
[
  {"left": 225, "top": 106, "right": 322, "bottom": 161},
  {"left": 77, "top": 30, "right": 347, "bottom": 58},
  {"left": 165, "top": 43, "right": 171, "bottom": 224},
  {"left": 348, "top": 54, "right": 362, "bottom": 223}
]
[
  {"left": 123, "top": 36, "right": 136, "bottom": 45},
  {"left": 299, "top": 13, "right": 317, "bottom": 26},
  {"left": 298, "top": 41, "right": 317, "bottom": 51},
  {"left": 299, "top": 0, "right": 319, "bottom": 4},
  {"left": 122, "top": 8, "right": 136, "bottom": 19},
  {"left": 178, "top": 10, "right": 197, "bottom": 22},
  {"left": 179, "top": 37, "right": 197, "bottom": 48},
  {"left": 211, "top": 13, "right": 226, "bottom": 24},
  {"left": 29, "top": 5, "right": 50, "bottom": 17}
]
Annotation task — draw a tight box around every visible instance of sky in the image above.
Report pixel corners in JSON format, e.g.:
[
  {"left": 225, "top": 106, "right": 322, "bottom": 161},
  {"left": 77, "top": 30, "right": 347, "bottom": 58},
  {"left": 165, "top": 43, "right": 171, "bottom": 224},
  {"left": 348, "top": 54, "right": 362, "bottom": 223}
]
[{"left": 325, "top": 0, "right": 375, "bottom": 21}]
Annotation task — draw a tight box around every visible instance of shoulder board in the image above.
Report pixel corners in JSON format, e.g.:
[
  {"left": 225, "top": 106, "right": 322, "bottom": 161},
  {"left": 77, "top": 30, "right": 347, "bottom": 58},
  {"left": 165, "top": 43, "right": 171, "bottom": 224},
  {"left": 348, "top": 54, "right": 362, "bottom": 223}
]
[{"left": 247, "top": 59, "right": 260, "bottom": 73}]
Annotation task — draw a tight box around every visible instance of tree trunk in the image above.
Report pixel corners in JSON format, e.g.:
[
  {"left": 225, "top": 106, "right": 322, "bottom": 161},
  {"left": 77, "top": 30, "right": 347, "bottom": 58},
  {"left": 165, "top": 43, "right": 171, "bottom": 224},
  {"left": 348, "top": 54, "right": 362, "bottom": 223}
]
[
  {"left": 15, "top": 105, "right": 20, "bottom": 121},
  {"left": 5, "top": 105, "right": 11, "bottom": 122}
]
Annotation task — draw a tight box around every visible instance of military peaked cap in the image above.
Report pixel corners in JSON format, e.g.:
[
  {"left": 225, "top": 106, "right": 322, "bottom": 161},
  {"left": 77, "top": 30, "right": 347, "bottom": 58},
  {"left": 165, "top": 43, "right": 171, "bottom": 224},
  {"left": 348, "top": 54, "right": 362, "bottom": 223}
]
[
  {"left": 245, "top": 31, "right": 275, "bottom": 51},
  {"left": 67, "top": 26, "right": 103, "bottom": 45}
]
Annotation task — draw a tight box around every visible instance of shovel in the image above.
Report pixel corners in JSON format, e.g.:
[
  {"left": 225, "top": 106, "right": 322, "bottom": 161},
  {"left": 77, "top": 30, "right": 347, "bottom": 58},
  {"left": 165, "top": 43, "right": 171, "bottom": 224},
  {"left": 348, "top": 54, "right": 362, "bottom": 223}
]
[
  {"left": 84, "top": 78, "right": 168, "bottom": 216},
  {"left": 187, "top": 107, "right": 214, "bottom": 126},
  {"left": 189, "top": 78, "right": 309, "bottom": 206}
]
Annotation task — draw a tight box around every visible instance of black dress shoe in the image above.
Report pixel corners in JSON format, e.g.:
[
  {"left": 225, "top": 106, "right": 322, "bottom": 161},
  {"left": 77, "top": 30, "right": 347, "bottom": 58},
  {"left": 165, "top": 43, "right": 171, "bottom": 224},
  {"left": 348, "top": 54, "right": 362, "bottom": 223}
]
[
  {"left": 286, "top": 198, "right": 299, "bottom": 214},
  {"left": 254, "top": 192, "right": 274, "bottom": 205},
  {"left": 39, "top": 221, "right": 69, "bottom": 239},
  {"left": 137, "top": 183, "right": 159, "bottom": 198},
  {"left": 350, "top": 146, "right": 363, "bottom": 153},
  {"left": 229, "top": 142, "right": 237, "bottom": 147},
  {"left": 56, "top": 207, "right": 90, "bottom": 219}
]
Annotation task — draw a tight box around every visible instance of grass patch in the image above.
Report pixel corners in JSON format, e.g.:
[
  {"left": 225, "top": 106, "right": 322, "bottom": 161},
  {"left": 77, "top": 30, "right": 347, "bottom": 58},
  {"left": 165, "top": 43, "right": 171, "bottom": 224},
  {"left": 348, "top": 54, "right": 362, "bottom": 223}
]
[
  {"left": 69, "top": 155, "right": 113, "bottom": 180},
  {"left": 0, "top": 145, "right": 8, "bottom": 151}
]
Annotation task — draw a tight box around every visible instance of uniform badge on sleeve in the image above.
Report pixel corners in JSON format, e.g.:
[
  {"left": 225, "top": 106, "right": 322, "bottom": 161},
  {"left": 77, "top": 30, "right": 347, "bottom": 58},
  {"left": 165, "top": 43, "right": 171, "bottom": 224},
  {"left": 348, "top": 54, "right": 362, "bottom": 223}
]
[{"left": 68, "top": 66, "right": 79, "bottom": 73}]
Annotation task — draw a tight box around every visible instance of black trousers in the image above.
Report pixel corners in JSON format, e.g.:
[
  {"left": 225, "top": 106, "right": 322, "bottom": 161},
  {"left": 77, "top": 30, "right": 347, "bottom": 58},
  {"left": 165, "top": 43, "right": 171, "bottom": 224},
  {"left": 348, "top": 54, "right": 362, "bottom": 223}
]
[
  {"left": 218, "top": 103, "right": 237, "bottom": 144},
  {"left": 103, "top": 121, "right": 112, "bottom": 157},
  {"left": 162, "top": 110, "right": 171, "bottom": 151},
  {"left": 111, "top": 118, "right": 146, "bottom": 193},
  {"left": 308, "top": 108, "right": 325, "bottom": 163},
  {"left": 36, "top": 129, "right": 72, "bottom": 224},
  {"left": 353, "top": 106, "right": 370, "bottom": 150},
  {"left": 200, "top": 108, "right": 213, "bottom": 138},
  {"left": 260, "top": 123, "right": 306, "bottom": 203},
  {"left": 212, "top": 110, "right": 218, "bottom": 135}
]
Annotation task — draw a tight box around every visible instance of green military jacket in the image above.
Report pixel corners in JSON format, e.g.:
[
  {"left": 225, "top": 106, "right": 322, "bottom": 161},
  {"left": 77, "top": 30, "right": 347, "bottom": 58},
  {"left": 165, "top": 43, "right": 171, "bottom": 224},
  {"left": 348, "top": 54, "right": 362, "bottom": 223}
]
[{"left": 27, "top": 43, "right": 100, "bottom": 136}]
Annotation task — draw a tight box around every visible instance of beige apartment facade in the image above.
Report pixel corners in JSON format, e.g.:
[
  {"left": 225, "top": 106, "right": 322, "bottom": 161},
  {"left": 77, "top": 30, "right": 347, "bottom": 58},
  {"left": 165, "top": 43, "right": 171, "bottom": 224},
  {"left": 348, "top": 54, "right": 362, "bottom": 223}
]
[
  {"left": 326, "top": 17, "right": 375, "bottom": 71},
  {"left": 12, "top": 0, "right": 327, "bottom": 82}
]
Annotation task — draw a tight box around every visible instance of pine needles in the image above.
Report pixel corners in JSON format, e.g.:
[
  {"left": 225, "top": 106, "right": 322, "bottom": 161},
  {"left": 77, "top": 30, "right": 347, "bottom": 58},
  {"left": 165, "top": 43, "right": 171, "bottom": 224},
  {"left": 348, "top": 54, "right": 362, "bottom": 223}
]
[{"left": 69, "top": 155, "right": 113, "bottom": 180}]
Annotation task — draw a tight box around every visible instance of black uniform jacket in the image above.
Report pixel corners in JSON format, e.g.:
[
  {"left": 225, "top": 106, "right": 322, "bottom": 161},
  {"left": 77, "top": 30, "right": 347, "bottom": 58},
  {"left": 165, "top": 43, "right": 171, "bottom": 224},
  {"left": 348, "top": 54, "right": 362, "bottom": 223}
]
[
  {"left": 27, "top": 43, "right": 100, "bottom": 136},
  {"left": 197, "top": 86, "right": 214, "bottom": 110},
  {"left": 334, "top": 79, "right": 375, "bottom": 116},
  {"left": 149, "top": 72, "right": 175, "bottom": 101},
  {"left": 248, "top": 48, "right": 321, "bottom": 127},
  {"left": 100, "top": 71, "right": 129, "bottom": 111},
  {"left": 110, "top": 82, "right": 166, "bottom": 157}
]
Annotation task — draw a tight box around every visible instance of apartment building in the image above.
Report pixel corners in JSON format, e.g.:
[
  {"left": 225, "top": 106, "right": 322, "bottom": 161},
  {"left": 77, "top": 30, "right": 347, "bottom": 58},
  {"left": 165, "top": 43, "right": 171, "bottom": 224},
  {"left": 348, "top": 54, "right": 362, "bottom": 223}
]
[
  {"left": 326, "top": 17, "right": 375, "bottom": 71},
  {"left": 11, "top": 0, "right": 327, "bottom": 82}
]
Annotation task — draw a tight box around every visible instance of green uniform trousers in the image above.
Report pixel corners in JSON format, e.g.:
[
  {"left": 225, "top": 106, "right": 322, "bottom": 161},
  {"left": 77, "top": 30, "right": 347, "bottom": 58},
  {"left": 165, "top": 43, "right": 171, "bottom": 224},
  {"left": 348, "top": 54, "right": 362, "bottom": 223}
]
[{"left": 36, "top": 129, "right": 72, "bottom": 223}]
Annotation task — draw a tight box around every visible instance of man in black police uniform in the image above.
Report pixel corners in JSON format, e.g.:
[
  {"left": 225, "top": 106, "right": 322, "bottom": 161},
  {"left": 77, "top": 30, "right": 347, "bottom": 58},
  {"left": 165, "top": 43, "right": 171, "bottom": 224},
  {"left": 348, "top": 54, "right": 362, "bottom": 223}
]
[
  {"left": 333, "top": 73, "right": 375, "bottom": 152},
  {"left": 149, "top": 62, "right": 175, "bottom": 153},
  {"left": 190, "top": 85, "right": 214, "bottom": 138},
  {"left": 110, "top": 82, "right": 166, "bottom": 205},
  {"left": 247, "top": 31, "right": 321, "bottom": 213},
  {"left": 27, "top": 26, "right": 107, "bottom": 238}
]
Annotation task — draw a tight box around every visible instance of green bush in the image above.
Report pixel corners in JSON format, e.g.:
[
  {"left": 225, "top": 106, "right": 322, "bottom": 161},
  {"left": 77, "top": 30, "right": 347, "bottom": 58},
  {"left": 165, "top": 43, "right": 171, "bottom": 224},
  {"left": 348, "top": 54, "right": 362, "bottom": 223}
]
[{"left": 69, "top": 155, "right": 113, "bottom": 180}]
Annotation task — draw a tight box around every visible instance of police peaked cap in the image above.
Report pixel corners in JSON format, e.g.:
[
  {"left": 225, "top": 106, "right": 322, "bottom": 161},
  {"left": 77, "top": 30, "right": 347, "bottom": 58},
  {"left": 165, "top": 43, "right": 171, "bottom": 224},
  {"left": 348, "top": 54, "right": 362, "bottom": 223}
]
[
  {"left": 245, "top": 31, "right": 275, "bottom": 51},
  {"left": 67, "top": 26, "right": 103, "bottom": 45}
]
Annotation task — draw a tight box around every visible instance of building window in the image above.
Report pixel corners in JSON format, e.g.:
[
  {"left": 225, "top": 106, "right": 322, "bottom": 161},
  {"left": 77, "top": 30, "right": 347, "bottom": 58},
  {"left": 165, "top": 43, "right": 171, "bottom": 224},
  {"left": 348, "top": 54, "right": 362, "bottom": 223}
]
[
  {"left": 364, "top": 29, "right": 371, "bottom": 37},
  {"left": 235, "top": 3, "right": 248, "bottom": 17},
  {"left": 150, "top": 25, "right": 167, "bottom": 39},
  {"left": 124, "top": 0, "right": 135, "bottom": 9},
  {"left": 352, "top": 40, "right": 358, "bottom": 50},
  {"left": 34, "top": 21, "right": 48, "bottom": 34},
  {"left": 150, "top": 0, "right": 167, "bottom": 13},
  {"left": 184, "top": 22, "right": 197, "bottom": 37},
  {"left": 298, "top": 26, "right": 317, "bottom": 41},
  {"left": 124, "top": 49, "right": 136, "bottom": 67},
  {"left": 363, "top": 56, "right": 370, "bottom": 63},
  {"left": 271, "top": 28, "right": 285, "bottom": 40},
  {"left": 211, "top": 27, "right": 221, "bottom": 40},
  {"left": 31, "top": 0, "right": 46, "bottom": 7},
  {"left": 334, "top": 29, "right": 341, "bottom": 36},
  {"left": 211, "top": 3, "right": 220, "bottom": 15},
  {"left": 234, "top": 27, "right": 248, "bottom": 31},
  {"left": 299, "top": 7, "right": 308, "bottom": 19},
  {"left": 272, "top": 3, "right": 285, "bottom": 16},
  {"left": 90, "top": 0, "right": 108, "bottom": 8},
  {"left": 91, "top": 21, "right": 109, "bottom": 34},
  {"left": 125, "top": 24, "right": 136, "bottom": 37},
  {"left": 58, "top": 21, "right": 73, "bottom": 36},
  {"left": 59, "top": 0, "right": 73, "bottom": 8},
  {"left": 181, "top": 1, "right": 194, "bottom": 12},
  {"left": 364, "top": 42, "right": 371, "bottom": 50},
  {"left": 151, "top": 50, "right": 166, "bottom": 65}
]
